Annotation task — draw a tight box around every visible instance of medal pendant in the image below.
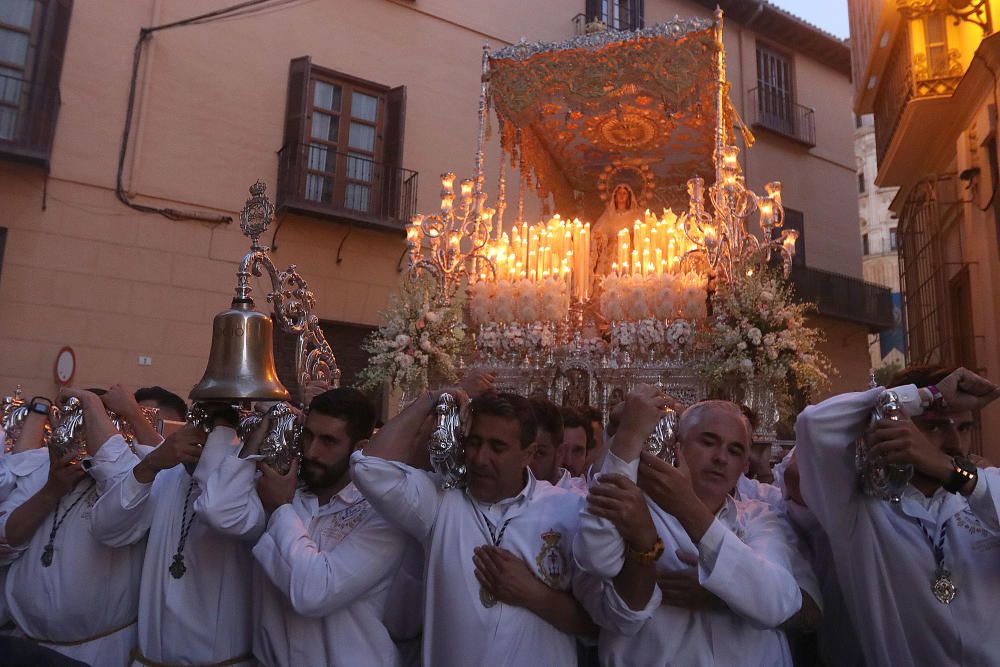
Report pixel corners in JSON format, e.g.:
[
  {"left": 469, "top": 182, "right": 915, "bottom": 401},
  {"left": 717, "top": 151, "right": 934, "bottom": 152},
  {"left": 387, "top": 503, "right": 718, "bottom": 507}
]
[
  {"left": 169, "top": 554, "right": 187, "bottom": 579},
  {"left": 40, "top": 544, "right": 54, "bottom": 567},
  {"left": 932, "top": 568, "right": 957, "bottom": 605},
  {"left": 479, "top": 585, "right": 497, "bottom": 608}
]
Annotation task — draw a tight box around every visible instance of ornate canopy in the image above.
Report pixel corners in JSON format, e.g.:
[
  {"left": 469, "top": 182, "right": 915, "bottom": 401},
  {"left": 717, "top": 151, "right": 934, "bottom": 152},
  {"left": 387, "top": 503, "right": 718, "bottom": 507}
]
[{"left": 488, "top": 17, "right": 738, "bottom": 218}]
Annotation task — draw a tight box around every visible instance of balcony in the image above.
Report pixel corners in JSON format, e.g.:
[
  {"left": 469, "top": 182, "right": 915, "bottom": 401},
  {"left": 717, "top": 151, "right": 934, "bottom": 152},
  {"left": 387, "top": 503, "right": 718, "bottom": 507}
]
[
  {"left": 788, "top": 265, "right": 894, "bottom": 331},
  {"left": 873, "top": 28, "right": 962, "bottom": 168},
  {"left": 0, "top": 73, "right": 60, "bottom": 167},
  {"left": 747, "top": 88, "right": 816, "bottom": 147},
  {"left": 277, "top": 143, "right": 418, "bottom": 232}
]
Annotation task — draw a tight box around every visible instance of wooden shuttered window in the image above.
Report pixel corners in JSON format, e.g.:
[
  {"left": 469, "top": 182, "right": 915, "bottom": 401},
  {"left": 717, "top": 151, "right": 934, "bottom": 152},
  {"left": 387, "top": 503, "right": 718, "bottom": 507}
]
[{"left": 278, "top": 57, "right": 409, "bottom": 226}]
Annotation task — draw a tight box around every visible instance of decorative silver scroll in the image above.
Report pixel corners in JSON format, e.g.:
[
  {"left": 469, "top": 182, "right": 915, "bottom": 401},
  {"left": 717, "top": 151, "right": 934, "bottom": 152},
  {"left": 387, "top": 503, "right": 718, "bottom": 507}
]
[
  {"left": 49, "top": 397, "right": 87, "bottom": 462},
  {"left": 857, "top": 388, "right": 912, "bottom": 503},
  {"left": 238, "top": 402, "right": 303, "bottom": 475},
  {"left": 427, "top": 393, "right": 467, "bottom": 489},
  {"left": 644, "top": 409, "right": 679, "bottom": 465}
]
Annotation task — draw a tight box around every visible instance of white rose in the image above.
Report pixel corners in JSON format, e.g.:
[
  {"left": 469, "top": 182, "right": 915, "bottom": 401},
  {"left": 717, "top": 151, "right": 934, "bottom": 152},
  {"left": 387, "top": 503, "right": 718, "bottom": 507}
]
[
  {"left": 739, "top": 358, "right": 754, "bottom": 373},
  {"left": 394, "top": 334, "right": 411, "bottom": 349},
  {"left": 737, "top": 341, "right": 747, "bottom": 351}
]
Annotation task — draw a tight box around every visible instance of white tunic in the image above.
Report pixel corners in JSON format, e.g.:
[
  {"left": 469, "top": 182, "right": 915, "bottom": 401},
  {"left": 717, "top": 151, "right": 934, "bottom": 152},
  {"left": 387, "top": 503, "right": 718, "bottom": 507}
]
[
  {"left": 90, "top": 426, "right": 256, "bottom": 667},
  {"left": 351, "top": 451, "right": 585, "bottom": 667},
  {"left": 0, "top": 437, "right": 141, "bottom": 666},
  {"left": 796, "top": 386, "right": 1000, "bottom": 667},
  {"left": 0, "top": 447, "right": 49, "bottom": 629},
  {"left": 576, "top": 453, "right": 802, "bottom": 667},
  {"left": 553, "top": 468, "right": 588, "bottom": 496},
  {"left": 195, "top": 452, "right": 407, "bottom": 667}
]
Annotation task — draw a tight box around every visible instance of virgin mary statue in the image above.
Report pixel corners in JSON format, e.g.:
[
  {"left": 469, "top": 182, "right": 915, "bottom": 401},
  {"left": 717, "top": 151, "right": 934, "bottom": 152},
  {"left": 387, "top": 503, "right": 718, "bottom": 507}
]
[{"left": 592, "top": 183, "right": 640, "bottom": 276}]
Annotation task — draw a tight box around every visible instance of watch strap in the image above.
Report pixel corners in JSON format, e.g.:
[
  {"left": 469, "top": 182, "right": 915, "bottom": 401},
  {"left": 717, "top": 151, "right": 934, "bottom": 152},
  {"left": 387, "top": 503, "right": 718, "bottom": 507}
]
[{"left": 943, "top": 457, "right": 977, "bottom": 493}]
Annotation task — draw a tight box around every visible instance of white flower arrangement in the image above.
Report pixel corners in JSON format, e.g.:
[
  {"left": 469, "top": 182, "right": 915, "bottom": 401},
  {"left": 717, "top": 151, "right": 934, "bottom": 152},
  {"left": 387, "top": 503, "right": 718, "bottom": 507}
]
[
  {"left": 468, "top": 277, "right": 569, "bottom": 326},
  {"left": 692, "top": 269, "right": 832, "bottom": 407},
  {"left": 358, "top": 274, "right": 467, "bottom": 395}
]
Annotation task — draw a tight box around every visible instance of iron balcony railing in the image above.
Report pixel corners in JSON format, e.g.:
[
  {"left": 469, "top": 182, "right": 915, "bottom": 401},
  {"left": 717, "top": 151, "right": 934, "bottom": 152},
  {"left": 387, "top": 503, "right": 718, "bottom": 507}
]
[
  {"left": 788, "top": 265, "right": 895, "bottom": 331},
  {"left": 747, "top": 87, "right": 816, "bottom": 147},
  {"left": 277, "top": 142, "right": 418, "bottom": 229},
  {"left": 0, "top": 73, "right": 60, "bottom": 166},
  {"left": 873, "top": 28, "right": 963, "bottom": 166}
]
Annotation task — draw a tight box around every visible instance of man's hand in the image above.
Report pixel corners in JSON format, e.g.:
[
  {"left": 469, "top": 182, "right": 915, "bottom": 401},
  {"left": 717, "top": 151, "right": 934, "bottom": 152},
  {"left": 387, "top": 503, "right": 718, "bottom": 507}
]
[
  {"left": 935, "top": 367, "right": 1000, "bottom": 412},
  {"left": 658, "top": 550, "right": 725, "bottom": 611},
  {"left": 42, "top": 449, "right": 87, "bottom": 500},
  {"left": 638, "top": 450, "right": 713, "bottom": 544},
  {"left": 473, "top": 546, "right": 549, "bottom": 608},
  {"left": 59, "top": 386, "right": 105, "bottom": 415},
  {"left": 257, "top": 459, "right": 298, "bottom": 514},
  {"left": 867, "top": 417, "right": 953, "bottom": 480},
  {"left": 587, "top": 473, "right": 659, "bottom": 550},
  {"left": 100, "top": 383, "right": 139, "bottom": 418},
  {"left": 458, "top": 371, "right": 495, "bottom": 399},
  {"left": 300, "top": 380, "right": 331, "bottom": 407},
  {"left": 134, "top": 425, "right": 207, "bottom": 483}
]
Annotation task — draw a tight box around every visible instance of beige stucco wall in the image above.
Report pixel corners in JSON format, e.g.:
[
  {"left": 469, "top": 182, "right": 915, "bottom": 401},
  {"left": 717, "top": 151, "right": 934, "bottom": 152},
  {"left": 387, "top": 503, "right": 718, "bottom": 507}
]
[{"left": 1, "top": 0, "right": 870, "bottom": 408}]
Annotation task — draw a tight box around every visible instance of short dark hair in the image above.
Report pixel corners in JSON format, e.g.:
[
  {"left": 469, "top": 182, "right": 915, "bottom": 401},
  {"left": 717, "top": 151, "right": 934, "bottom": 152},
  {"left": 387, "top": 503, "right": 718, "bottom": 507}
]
[
  {"left": 309, "top": 388, "right": 376, "bottom": 444},
  {"left": 584, "top": 405, "right": 603, "bottom": 429},
  {"left": 134, "top": 386, "right": 187, "bottom": 418},
  {"left": 471, "top": 392, "right": 537, "bottom": 448},
  {"left": 561, "top": 407, "right": 595, "bottom": 450},
  {"left": 738, "top": 404, "right": 760, "bottom": 432},
  {"left": 529, "top": 397, "right": 564, "bottom": 445},
  {"left": 888, "top": 365, "right": 954, "bottom": 390}
]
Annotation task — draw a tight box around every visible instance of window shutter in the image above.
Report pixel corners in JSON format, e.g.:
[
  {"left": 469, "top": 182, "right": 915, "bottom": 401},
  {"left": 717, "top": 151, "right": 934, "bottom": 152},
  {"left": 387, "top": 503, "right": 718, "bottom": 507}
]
[
  {"left": 585, "top": 0, "right": 600, "bottom": 24},
  {"left": 30, "top": 0, "right": 72, "bottom": 156},
  {"left": 284, "top": 56, "right": 311, "bottom": 147},
  {"left": 383, "top": 85, "right": 406, "bottom": 220},
  {"left": 279, "top": 57, "right": 311, "bottom": 205},
  {"left": 632, "top": 0, "right": 644, "bottom": 30}
]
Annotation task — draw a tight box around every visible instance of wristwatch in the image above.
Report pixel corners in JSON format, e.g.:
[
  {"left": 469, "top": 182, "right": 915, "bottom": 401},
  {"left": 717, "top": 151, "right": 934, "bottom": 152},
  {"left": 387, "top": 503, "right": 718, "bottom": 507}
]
[
  {"left": 625, "top": 537, "right": 665, "bottom": 565},
  {"left": 28, "top": 396, "right": 52, "bottom": 416},
  {"left": 943, "top": 457, "right": 978, "bottom": 494},
  {"left": 925, "top": 384, "right": 947, "bottom": 411}
]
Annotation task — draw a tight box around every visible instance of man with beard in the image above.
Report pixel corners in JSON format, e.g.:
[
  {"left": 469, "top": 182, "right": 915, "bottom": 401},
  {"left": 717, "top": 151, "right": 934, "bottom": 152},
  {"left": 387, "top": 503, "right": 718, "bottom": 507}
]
[
  {"left": 352, "top": 390, "right": 594, "bottom": 667},
  {"left": 196, "top": 388, "right": 407, "bottom": 667}
]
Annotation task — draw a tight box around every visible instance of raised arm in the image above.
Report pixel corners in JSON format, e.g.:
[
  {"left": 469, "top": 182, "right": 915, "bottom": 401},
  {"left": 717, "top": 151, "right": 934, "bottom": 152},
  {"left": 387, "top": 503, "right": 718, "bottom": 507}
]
[{"left": 100, "top": 384, "right": 162, "bottom": 447}]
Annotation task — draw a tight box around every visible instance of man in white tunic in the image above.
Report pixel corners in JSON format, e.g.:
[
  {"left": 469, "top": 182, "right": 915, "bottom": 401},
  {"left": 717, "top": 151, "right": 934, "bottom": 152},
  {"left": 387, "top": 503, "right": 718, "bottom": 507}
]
[
  {"left": 352, "top": 390, "right": 594, "bottom": 667},
  {"left": 796, "top": 365, "right": 1000, "bottom": 667},
  {"left": 576, "top": 389, "right": 813, "bottom": 666},
  {"left": 196, "top": 388, "right": 407, "bottom": 667},
  {"left": 90, "top": 405, "right": 257, "bottom": 667},
  {"left": 0, "top": 388, "right": 151, "bottom": 665}
]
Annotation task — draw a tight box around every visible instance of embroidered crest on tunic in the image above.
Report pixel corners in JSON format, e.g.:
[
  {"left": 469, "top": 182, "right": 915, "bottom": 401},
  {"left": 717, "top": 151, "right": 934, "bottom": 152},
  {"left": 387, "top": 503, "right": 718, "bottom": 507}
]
[{"left": 536, "top": 529, "right": 567, "bottom": 588}]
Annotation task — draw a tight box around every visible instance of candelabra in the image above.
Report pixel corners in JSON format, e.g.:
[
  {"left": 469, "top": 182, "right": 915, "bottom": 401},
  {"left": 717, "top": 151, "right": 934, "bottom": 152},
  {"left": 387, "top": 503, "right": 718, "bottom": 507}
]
[
  {"left": 679, "top": 10, "right": 798, "bottom": 283},
  {"left": 405, "top": 172, "right": 498, "bottom": 304}
]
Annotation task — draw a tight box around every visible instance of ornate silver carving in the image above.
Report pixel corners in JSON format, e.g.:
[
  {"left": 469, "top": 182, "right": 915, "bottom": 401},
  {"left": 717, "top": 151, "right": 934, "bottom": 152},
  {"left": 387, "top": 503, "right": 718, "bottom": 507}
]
[
  {"left": 49, "top": 397, "right": 87, "bottom": 462},
  {"left": 857, "top": 388, "right": 913, "bottom": 503},
  {"left": 238, "top": 402, "right": 303, "bottom": 475},
  {"left": 427, "top": 393, "right": 467, "bottom": 489},
  {"left": 644, "top": 410, "right": 679, "bottom": 464}
]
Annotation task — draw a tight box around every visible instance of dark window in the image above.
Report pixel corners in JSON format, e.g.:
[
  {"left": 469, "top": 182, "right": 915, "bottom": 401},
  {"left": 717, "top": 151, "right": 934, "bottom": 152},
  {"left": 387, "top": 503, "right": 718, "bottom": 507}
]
[
  {"left": 585, "top": 0, "right": 643, "bottom": 30},
  {"left": 0, "top": 226, "right": 7, "bottom": 285},
  {"left": 756, "top": 43, "right": 794, "bottom": 129},
  {"left": 859, "top": 170, "right": 866, "bottom": 193},
  {"left": 771, "top": 207, "right": 805, "bottom": 268},
  {"left": 0, "top": 0, "right": 71, "bottom": 166},
  {"left": 273, "top": 320, "right": 377, "bottom": 403},
  {"left": 889, "top": 227, "right": 898, "bottom": 251},
  {"left": 862, "top": 233, "right": 870, "bottom": 255},
  {"left": 278, "top": 57, "right": 415, "bottom": 230}
]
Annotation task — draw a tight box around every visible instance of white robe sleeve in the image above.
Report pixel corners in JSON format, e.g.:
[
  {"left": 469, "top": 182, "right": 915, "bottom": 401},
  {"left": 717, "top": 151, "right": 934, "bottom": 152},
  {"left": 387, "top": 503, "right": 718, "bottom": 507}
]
[
  {"left": 573, "top": 451, "right": 637, "bottom": 579},
  {"left": 0, "top": 464, "right": 45, "bottom": 564},
  {"left": 965, "top": 467, "right": 1000, "bottom": 532},
  {"left": 89, "top": 466, "right": 155, "bottom": 548},
  {"left": 193, "top": 454, "right": 265, "bottom": 541},
  {"left": 85, "top": 435, "right": 141, "bottom": 494},
  {"left": 572, "top": 569, "right": 661, "bottom": 637},
  {"left": 696, "top": 504, "right": 803, "bottom": 628},
  {"left": 795, "top": 387, "right": 884, "bottom": 536},
  {"left": 349, "top": 451, "right": 443, "bottom": 542},
  {"left": 252, "top": 502, "right": 407, "bottom": 617}
]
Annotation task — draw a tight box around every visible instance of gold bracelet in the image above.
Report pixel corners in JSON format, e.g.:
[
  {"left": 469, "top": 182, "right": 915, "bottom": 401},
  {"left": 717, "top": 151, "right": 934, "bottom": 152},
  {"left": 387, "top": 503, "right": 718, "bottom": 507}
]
[{"left": 625, "top": 537, "right": 664, "bottom": 565}]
